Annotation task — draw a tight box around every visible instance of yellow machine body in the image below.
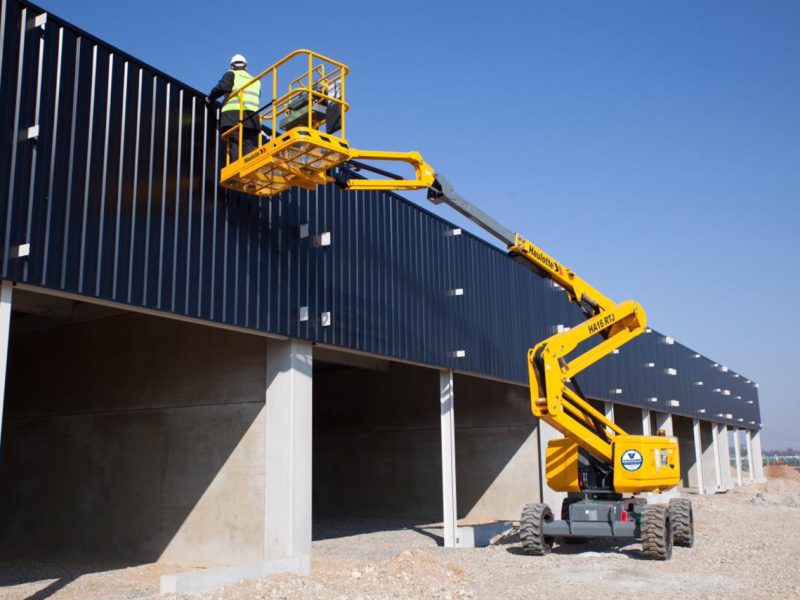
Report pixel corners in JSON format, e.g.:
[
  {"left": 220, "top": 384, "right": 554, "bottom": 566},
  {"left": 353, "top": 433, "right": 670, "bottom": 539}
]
[
  {"left": 545, "top": 438, "right": 581, "bottom": 493},
  {"left": 612, "top": 435, "right": 680, "bottom": 493},
  {"left": 546, "top": 435, "right": 679, "bottom": 494}
]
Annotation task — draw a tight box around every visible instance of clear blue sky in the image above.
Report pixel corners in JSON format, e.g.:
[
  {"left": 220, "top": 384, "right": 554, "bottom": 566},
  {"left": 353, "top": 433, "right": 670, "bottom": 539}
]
[{"left": 37, "top": 0, "right": 800, "bottom": 450}]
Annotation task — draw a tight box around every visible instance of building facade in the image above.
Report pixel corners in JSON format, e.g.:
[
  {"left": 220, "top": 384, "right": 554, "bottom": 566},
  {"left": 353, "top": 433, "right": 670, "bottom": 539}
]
[{"left": 0, "top": 0, "right": 764, "bottom": 592}]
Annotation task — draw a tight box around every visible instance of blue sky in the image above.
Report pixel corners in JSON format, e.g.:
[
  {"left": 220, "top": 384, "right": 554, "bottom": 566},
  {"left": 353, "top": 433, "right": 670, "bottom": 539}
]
[{"left": 36, "top": 0, "right": 800, "bottom": 450}]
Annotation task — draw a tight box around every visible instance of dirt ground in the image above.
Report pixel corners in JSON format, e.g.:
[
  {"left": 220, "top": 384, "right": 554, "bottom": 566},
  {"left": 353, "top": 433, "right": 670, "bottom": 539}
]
[{"left": 2, "top": 469, "right": 799, "bottom": 600}]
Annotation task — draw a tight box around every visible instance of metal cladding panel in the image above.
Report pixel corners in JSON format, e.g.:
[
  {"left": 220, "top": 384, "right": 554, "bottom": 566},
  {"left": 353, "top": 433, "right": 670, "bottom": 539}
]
[{"left": 0, "top": 0, "right": 760, "bottom": 430}]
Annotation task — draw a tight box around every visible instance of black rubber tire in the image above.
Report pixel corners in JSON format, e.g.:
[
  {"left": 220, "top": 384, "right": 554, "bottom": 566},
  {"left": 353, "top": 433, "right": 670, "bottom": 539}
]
[
  {"left": 641, "top": 503, "right": 673, "bottom": 560},
  {"left": 520, "top": 503, "right": 554, "bottom": 556},
  {"left": 669, "top": 498, "right": 694, "bottom": 548},
  {"left": 560, "top": 498, "right": 583, "bottom": 544}
]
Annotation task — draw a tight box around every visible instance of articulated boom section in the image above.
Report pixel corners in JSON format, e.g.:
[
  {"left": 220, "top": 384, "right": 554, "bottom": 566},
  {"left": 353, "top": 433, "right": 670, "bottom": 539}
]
[
  {"left": 509, "top": 234, "right": 615, "bottom": 312},
  {"left": 527, "top": 299, "right": 646, "bottom": 463},
  {"left": 509, "top": 236, "right": 680, "bottom": 494}
]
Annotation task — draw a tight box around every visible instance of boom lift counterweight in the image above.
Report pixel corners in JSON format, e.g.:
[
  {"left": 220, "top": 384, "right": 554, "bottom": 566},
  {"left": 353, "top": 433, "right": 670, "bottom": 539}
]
[{"left": 219, "top": 51, "right": 694, "bottom": 560}]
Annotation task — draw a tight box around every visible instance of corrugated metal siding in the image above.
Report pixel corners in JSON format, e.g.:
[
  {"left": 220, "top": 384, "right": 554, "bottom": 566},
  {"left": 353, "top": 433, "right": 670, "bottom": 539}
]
[{"left": 0, "top": 0, "right": 760, "bottom": 429}]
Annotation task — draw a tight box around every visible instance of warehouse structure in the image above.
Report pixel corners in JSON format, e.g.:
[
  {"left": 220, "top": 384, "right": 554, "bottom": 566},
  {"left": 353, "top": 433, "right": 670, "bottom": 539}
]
[{"left": 0, "top": 0, "right": 764, "bottom": 592}]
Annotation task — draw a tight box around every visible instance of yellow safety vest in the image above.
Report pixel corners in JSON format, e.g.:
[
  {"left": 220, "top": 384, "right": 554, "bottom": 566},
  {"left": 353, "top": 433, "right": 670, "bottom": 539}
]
[{"left": 222, "top": 70, "right": 261, "bottom": 113}]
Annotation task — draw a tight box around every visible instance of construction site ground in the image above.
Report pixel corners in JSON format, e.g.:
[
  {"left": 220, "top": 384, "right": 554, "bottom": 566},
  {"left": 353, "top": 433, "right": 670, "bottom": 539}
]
[{"left": 1, "top": 466, "right": 798, "bottom": 600}]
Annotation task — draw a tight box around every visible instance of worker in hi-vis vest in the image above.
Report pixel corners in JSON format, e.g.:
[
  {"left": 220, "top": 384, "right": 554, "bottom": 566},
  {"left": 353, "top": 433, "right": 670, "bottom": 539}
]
[{"left": 208, "top": 54, "right": 262, "bottom": 161}]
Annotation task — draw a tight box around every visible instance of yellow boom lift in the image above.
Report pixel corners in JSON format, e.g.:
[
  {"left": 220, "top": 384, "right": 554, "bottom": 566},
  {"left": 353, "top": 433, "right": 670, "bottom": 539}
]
[{"left": 219, "top": 50, "right": 694, "bottom": 560}]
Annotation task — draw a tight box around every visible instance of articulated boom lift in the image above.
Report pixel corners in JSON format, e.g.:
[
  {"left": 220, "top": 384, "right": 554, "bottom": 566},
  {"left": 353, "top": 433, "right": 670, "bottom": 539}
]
[{"left": 220, "top": 51, "right": 694, "bottom": 560}]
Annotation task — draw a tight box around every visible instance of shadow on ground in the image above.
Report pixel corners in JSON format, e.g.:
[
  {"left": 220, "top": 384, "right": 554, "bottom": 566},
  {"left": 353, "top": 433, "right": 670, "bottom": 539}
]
[
  {"left": 501, "top": 534, "right": 649, "bottom": 560},
  {"left": 313, "top": 517, "right": 445, "bottom": 546},
  {"left": 0, "top": 556, "right": 140, "bottom": 599}
]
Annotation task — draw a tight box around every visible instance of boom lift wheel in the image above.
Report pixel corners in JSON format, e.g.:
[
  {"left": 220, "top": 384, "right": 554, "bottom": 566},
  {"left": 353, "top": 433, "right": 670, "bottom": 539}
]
[
  {"left": 668, "top": 498, "right": 694, "bottom": 547},
  {"left": 641, "top": 503, "right": 672, "bottom": 560},
  {"left": 520, "top": 503, "right": 554, "bottom": 556}
]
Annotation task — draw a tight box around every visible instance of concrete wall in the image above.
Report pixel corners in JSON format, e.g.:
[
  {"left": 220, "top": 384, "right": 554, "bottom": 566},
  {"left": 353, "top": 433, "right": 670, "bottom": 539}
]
[
  {"left": 0, "top": 308, "right": 267, "bottom": 566},
  {"left": 612, "top": 403, "right": 642, "bottom": 434},
  {"left": 312, "top": 362, "right": 441, "bottom": 521},
  {"left": 312, "top": 362, "right": 539, "bottom": 523},
  {"left": 451, "top": 374, "right": 539, "bottom": 522}
]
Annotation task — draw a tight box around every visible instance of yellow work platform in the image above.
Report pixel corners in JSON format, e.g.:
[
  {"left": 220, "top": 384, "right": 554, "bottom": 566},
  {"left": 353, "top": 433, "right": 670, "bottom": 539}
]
[
  {"left": 220, "top": 127, "right": 351, "bottom": 197},
  {"left": 218, "top": 50, "right": 435, "bottom": 198}
]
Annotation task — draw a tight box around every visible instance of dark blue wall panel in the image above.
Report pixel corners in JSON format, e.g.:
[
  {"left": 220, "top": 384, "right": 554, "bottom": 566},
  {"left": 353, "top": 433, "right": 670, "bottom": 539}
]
[{"left": 0, "top": 0, "right": 760, "bottom": 429}]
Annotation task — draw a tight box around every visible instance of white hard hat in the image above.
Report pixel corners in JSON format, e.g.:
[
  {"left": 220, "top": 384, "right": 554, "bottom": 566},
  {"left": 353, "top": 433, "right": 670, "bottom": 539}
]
[{"left": 230, "top": 54, "right": 247, "bottom": 67}]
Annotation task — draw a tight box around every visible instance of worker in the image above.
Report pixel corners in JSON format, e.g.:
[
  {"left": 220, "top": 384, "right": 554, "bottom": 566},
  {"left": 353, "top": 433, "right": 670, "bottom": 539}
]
[{"left": 208, "top": 54, "right": 262, "bottom": 161}]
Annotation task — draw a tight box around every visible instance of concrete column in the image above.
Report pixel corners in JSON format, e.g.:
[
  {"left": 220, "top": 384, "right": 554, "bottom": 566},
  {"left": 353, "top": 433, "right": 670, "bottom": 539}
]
[
  {"left": 710, "top": 422, "right": 722, "bottom": 491},
  {"left": 750, "top": 430, "right": 766, "bottom": 483},
  {"left": 711, "top": 423, "right": 730, "bottom": 490},
  {"left": 655, "top": 412, "right": 674, "bottom": 436},
  {"left": 692, "top": 419, "right": 705, "bottom": 495},
  {"left": 642, "top": 409, "right": 652, "bottom": 436},
  {"left": 439, "top": 369, "right": 458, "bottom": 548},
  {"left": 604, "top": 401, "right": 615, "bottom": 422},
  {"left": 718, "top": 424, "right": 734, "bottom": 489},
  {"left": 745, "top": 429, "right": 755, "bottom": 483},
  {"left": 264, "top": 338, "right": 313, "bottom": 564},
  {"left": 0, "top": 281, "right": 11, "bottom": 452},
  {"left": 162, "top": 338, "right": 313, "bottom": 594},
  {"left": 698, "top": 421, "right": 718, "bottom": 494},
  {"left": 733, "top": 429, "right": 743, "bottom": 486}
]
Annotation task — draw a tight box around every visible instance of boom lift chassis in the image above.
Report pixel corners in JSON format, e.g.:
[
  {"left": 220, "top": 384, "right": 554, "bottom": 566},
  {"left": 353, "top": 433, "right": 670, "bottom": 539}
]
[{"left": 219, "top": 50, "right": 694, "bottom": 560}]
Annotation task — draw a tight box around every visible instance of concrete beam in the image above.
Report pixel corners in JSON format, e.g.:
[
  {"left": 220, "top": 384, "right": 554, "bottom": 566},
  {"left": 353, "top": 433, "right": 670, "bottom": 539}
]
[
  {"left": 692, "top": 419, "right": 705, "bottom": 495},
  {"left": 11, "top": 288, "right": 73, "bottom": 319},
  {"left": 456, "top": 521, "right": 514, "bottom": 548},
  {"left": 439, "top": 369, "right": 459, "bottom": 548},
  {"left": 733, "top": 429, "right": 743, "bottom": 486},
  {"left": 750, "top": 430, "right": 766, "bottom": 483},
  {"left": 313, "top": 346, "right": 389, "bottom": 372},
  {"left": 161, "top": 556, "right": 311, "bottom": 594},
  {"left": 0, "top": 281, "right": 11, "bottom": 452}
]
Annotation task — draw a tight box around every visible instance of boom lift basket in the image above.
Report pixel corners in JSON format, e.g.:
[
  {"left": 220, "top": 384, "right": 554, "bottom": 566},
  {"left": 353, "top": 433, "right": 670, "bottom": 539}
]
[
  {"left": 218, "top": 50, "right": 435, "bottom": 197},
  {"left": 219, "top": 50, "right": 352, "bottom": 196}
]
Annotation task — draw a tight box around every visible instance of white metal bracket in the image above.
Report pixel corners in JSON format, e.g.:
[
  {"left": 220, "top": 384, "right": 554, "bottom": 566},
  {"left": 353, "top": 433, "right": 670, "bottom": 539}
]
[
  {"left": 21, "top": 125, "right": 39, "bottom": 141},
  {"left": 13, "top": 243, "right": 30, "bottom": 258}
]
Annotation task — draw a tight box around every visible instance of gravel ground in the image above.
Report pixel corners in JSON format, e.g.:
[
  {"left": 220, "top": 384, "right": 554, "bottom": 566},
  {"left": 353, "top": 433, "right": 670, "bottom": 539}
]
[{"left": 2, "top": 469, "right": 799, "bottom": 600}]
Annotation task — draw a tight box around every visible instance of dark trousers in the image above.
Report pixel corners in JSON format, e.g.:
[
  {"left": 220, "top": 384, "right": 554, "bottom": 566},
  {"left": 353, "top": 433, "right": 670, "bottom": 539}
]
[{"left": 228, "top": 127, "right": 260, "bottom": 161}]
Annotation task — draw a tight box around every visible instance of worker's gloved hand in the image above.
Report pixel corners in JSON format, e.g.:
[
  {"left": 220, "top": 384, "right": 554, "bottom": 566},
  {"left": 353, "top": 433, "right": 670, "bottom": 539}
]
[{"left": 204, "top": 96, "right": 221, "bottom": 109}]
